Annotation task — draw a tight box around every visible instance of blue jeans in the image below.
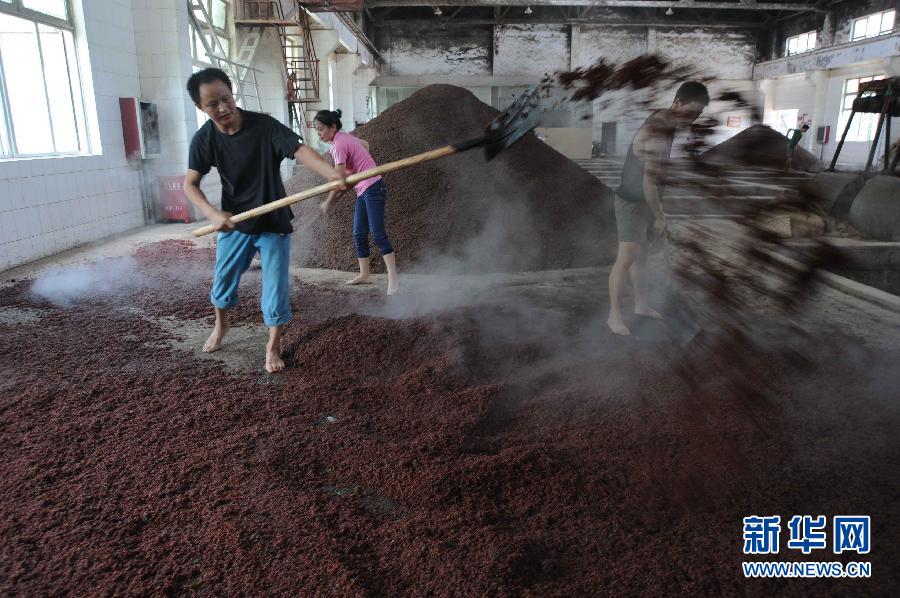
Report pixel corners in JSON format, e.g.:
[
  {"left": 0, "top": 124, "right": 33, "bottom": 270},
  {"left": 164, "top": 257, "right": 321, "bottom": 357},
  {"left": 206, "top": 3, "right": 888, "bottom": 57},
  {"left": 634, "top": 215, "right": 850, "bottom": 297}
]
[
  {"left": 211, "top": 231, "right": 292, "bottom": 327},
  {"left": 353, "top": 179, "right": 393, "bottom": 258}
]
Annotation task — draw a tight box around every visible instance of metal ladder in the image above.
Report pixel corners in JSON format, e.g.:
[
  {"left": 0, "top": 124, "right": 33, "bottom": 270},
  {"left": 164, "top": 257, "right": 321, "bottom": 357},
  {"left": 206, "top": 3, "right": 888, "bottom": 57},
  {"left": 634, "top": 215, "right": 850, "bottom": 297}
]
[
  {"left": 234, "top": 26, "right": 264, "bottom": 91},
  {"left": 187, "top": 0, "right": 262, "bottom": 111},
  {"left": 234, "top": 1, "right": 321, "bottom": 134}
]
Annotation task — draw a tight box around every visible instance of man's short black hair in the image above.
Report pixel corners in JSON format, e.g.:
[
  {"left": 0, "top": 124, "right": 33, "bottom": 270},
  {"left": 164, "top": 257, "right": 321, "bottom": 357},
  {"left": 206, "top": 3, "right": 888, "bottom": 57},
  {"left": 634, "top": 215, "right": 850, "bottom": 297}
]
[
  {"left": 674, "top": 81, "right": 710, "bottom": 107},
  {"left": 801, "top": 124, "right": 810, "bottom": 130},
  {"left": 187, "top": 68, "right": 232, "bottom": 105}
]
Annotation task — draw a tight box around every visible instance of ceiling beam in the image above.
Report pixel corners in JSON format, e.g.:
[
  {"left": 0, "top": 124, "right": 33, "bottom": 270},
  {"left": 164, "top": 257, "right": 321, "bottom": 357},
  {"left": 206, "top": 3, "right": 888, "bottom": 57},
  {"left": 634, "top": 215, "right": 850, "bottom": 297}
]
[
  {"left": 369, "top": 0, "right": 823, "bottom": 11},
  {"left": 377, "top": 18, "right": 767, "bottom": 26}
]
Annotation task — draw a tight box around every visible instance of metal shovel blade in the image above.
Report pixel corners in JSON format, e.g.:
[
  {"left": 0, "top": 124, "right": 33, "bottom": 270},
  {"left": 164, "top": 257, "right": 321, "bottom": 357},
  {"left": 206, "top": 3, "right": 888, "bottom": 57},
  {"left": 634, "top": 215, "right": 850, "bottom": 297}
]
[{"left": 483, "top": 86, "right": 545, "bottom": 161}]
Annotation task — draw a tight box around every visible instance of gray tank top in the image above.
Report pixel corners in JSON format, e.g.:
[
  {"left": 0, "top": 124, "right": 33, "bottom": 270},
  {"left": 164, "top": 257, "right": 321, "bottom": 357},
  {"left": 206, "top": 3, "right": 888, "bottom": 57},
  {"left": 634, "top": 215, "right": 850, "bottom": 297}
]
[{"left": 617, "top": 113, "right": 675, "bottom": 203}]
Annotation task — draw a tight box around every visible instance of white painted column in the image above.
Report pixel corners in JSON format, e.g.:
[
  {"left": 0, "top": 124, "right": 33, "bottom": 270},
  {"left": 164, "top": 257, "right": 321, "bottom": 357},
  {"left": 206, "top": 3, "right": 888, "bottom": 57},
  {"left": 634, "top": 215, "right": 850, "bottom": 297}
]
[
  {"left": 806, "top": 69, "right": 829, "bottom": 151},
  {"left": 757, "top": 78, "right": 776, "bottom": 126},
  {"left": 352, "top": 63, "right": 379, "bottom": 125},
  {"left": 334, "top": 54, "right": 357, "bottom": 130},
  {"left": 308, "top": 30, "right": 340, "bottom": 113}
]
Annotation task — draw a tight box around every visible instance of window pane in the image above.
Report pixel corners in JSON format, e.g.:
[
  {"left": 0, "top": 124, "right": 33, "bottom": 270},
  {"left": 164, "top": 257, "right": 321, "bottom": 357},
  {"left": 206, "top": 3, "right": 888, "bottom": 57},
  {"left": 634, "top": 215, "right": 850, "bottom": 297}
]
[
  {"left": 0, "top": 77, "right": 10, "bottom": 157},
  {"left": 846, "top": 78, "right": 858, "bottom": 93},
  {"left": 807, "top": 32, "right": 816, "bottom": 49},
  {"left": 0, "top": 14, "right": 54, "bottom": 154},
  {"left": 837, "top": 111, "right": 850, "bottom": 140},
  {"left": 862, "top": 114, "right": 877, "bottom": 141},
  {"left": 852, "top": 17, "right": 866, "bottom": 39},
  {"left": 787, "top": 37, "right": 798, "bottom": 54},
  {"left": 194, "top": 30, "right": 210, "bottom": 63},
  {"left": 837, "top": 111, "right": 882, "bottom": 143},
  {"left": 866, "top": 15, "right": 880, "bottom": 37},
  {"left": 62, "top": 29, "right": 86, "bottom": 152},
  {"left": 882, "top": 10, "right": 895, "bottom": 32},
  {"left": 22, "top": 0, "right": 68, "bottom": 20},
  {"left": 212, "top": 0, "right": 227, "bottom": 30},
  {"left": 39, "top": 24, "right": 79, "bottom": 152},
  {"left": 216, "top": 34, "right": 229, "bottom": 57}
]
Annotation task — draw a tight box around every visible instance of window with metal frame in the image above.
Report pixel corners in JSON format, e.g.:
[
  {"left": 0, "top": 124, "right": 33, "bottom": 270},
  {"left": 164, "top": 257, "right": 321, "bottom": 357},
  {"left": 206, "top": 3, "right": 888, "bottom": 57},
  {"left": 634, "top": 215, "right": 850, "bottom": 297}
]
[
  {"left": 785, "top": 31, "right": 816, "bottom": 56},
  {"left": 0, "top": 0, "right": 89, "bottom": 158},
  {"left": 851, "top": 9, "right": 895, "bottom": 41},
  {"left": 837, "top": 75, "right": 886, "bottom": 143},
  {"left": 190, "top": 0, "right": 229, "bottom": 65}
]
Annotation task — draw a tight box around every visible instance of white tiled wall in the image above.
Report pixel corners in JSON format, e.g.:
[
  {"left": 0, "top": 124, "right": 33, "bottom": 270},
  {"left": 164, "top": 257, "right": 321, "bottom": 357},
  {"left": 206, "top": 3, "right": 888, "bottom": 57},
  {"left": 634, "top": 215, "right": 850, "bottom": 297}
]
[{"left": 0, "top": 0, "right": 144, "bottom": 272}]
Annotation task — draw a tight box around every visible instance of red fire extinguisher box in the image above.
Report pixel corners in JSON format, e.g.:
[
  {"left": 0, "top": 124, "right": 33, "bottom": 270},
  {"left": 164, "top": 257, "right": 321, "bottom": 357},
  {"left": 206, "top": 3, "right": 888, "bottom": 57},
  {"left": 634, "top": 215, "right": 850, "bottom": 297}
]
[{"left": 158, "top": 175, "right": 193, "bottom": 223}]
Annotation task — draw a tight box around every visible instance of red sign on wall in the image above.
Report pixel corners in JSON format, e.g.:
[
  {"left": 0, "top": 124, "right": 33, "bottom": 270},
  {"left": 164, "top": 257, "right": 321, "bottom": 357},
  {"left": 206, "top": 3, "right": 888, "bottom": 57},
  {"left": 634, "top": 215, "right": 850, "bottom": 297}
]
[{"left": 158, "top": 176, "right": 192, "bottom": 223}]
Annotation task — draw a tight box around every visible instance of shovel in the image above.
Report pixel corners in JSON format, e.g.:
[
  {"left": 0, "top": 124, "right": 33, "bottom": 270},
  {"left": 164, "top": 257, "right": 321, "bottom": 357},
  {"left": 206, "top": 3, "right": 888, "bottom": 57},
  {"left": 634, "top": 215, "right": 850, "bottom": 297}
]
[{"left": 191, "top": 87, "right": 545, "bottom": 237}]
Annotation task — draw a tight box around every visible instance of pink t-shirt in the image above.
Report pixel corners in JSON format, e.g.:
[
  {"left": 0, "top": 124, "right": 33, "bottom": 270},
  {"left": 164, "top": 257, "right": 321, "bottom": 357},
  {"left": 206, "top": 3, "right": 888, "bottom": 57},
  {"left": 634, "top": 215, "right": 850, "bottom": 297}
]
[{"left": 330, "top": 131, "right": 382, "bottom": 196}]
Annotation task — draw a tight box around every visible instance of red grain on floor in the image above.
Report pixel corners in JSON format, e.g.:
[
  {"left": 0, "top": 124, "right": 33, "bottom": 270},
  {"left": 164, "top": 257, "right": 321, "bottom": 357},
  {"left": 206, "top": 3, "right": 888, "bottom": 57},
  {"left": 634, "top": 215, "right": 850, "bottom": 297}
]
[{"left": 1, "top": 241, "right": 897, "bottom": 596}]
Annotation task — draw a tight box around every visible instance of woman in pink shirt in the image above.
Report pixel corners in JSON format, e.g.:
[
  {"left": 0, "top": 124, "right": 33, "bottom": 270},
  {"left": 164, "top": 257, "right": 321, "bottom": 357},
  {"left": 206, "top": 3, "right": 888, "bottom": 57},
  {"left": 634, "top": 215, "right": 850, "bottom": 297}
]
[{"left": 316, "top": 109, "right": 399, "bottom": 295}]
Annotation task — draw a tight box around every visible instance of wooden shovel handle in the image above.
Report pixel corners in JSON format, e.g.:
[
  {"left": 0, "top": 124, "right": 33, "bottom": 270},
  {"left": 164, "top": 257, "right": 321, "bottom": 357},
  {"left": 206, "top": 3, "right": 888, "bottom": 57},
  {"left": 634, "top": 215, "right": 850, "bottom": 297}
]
[{"left": 191, "top": 144, "right": 458, "bottom": 237}]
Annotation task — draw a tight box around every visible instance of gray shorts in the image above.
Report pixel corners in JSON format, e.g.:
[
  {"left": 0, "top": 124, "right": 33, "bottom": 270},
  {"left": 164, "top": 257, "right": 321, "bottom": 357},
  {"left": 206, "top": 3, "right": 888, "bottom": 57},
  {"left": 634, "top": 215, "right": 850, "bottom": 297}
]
[{"left": 614, "top": 194, "right": 653, "bottom": 243}]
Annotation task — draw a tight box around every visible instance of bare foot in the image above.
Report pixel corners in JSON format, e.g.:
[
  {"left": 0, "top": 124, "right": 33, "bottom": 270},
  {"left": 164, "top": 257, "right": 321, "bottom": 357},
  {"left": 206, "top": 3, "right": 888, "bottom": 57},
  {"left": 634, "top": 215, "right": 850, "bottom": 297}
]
[
  {"left": 607, "top": 315, "right": 631, "bottom": 336},
  {"left": 265, "top": 345, "right": 285, "bottom": 373},
  {"left": 634, "top": 305, "right": 663, "bottom": 319},
  {"left": 203, "top": 323, "right": 229, "bottom": 353},
  {"left": 345, "top": 274, "right": 373, "bottom": 286},
  {"left": 386, "top": 281, "right": 399, "bottom": 295}
]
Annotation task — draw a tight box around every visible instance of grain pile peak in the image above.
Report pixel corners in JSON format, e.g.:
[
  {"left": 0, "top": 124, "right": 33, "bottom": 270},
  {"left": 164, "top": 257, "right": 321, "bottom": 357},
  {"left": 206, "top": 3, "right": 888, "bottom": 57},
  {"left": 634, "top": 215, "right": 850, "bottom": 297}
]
[{"left": 286, "top": 84, "right": 616, "bottom": 274}]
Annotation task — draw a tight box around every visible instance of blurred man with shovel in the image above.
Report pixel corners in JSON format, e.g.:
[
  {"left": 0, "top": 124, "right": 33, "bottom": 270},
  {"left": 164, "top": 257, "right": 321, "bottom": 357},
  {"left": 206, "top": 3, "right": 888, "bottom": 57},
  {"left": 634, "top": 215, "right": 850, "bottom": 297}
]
[
  {"left": 607, "top": 81, "right": 709, "bottom": 336},
  {"left": 183, "top": 68, "right": 345, "bottom": 372}
]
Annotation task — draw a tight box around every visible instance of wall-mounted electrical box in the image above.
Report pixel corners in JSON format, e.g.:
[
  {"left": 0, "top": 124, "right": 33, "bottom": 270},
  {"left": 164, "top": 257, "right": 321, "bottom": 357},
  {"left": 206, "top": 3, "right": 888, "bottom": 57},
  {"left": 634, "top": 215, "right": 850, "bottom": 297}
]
[{"left": 119, "top": 97, "right": 161, "bottom": 160}]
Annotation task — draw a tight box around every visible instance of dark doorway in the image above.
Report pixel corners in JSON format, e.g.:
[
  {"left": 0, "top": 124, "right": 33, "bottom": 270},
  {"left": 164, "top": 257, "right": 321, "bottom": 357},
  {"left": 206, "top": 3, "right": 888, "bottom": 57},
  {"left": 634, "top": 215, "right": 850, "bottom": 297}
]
[{"left": 600, "top": 122, "right": 617, "bottom": 156}]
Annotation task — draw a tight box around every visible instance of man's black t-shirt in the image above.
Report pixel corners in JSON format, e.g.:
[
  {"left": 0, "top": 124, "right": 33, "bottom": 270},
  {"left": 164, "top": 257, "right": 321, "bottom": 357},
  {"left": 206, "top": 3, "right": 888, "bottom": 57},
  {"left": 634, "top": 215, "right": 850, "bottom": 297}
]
[{"left": 188, "top": 110, "right": 302, "bottom": 234}]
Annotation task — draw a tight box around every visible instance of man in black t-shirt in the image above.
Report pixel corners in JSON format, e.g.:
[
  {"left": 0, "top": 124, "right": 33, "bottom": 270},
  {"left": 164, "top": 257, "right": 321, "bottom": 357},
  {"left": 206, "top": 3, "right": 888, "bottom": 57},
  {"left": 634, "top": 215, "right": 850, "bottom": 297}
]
[{"left": 183, "top": 68, "right": 345, "bottom": 373}]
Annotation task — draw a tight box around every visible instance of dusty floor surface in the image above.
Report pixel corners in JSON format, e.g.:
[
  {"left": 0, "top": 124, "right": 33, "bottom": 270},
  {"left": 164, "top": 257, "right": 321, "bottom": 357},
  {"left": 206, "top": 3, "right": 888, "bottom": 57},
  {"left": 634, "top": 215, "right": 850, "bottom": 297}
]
[{"left": 1, "top": 224, "right": 898, "bottom": 596}]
